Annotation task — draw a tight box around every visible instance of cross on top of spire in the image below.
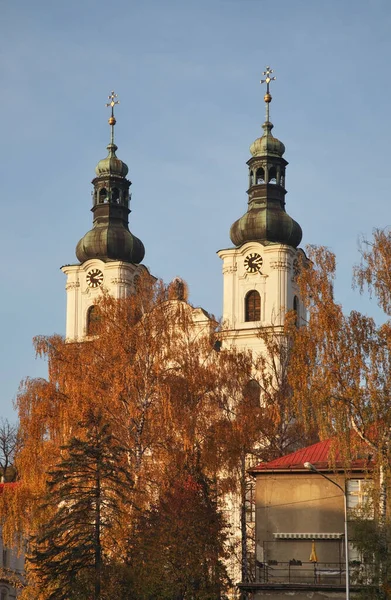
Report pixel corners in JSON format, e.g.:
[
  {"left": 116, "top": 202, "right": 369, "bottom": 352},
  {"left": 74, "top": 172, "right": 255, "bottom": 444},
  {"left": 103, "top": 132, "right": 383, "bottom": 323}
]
[
  {"left": 260, "top": 67, "right": 276, "bottom": 94},
  {"left": 106, "top": 91, "right": 119, "bottom": 115},
  {"left": 260, "top": 67, "right": 276, "bottom": 123},
  {"left": 106, "top": 91, "right": 119, "bottom": 146}
]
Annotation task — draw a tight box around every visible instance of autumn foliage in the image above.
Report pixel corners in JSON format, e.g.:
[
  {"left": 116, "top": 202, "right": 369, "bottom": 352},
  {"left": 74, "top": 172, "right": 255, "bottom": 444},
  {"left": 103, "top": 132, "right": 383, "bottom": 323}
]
[
  {"left": 287, "top": 232, "right": 391, "bottom": 595},
  {"left": 2, "top": 275, "right": 275, "bottom": 598}
]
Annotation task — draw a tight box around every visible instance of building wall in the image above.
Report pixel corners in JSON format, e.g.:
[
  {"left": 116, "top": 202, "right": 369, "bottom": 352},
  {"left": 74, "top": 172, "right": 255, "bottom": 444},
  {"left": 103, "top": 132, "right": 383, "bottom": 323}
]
[
  {"left": 247, "top": 472, "right": 360, "bottom": 598},
  {"left": 256, "top": 473, "right": 347, "bottom": 566},
  {"left": 62, "top": 259, "right": 150, "bottom": 341},
  {"left": 218, "top": 242, "right": 306, "bottom": 355},
  {"left": 0, "top": 533, "right": 24, "bottom": 599}
]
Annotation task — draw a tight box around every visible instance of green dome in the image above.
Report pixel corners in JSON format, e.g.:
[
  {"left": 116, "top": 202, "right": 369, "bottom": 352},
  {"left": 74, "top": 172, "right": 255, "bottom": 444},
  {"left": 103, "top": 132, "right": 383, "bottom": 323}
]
[
  {"left": 250, "top": 121, "right": 285, "bottom": 158},
  {"left": 95, "top": 143, "right": 129, "bottom": 178},
  {"left": 230, "top": 206, "right": 302, "bottom": 248},
  {"left": 76, "top": 224, "right": 145, "bottom": 264}
]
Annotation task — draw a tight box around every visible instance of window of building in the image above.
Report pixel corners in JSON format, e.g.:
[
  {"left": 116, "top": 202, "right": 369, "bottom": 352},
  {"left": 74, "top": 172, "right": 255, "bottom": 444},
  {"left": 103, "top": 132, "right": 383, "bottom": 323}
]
[
  {"left": 99, "top": 188, "right": 107, "bottom": 203},
  {"left": 347, "top": 479, "right": 373, "bottom": 517},
  {"left": 243, "top": 379, "right": 260, "bottom": 408},
  {"left": 86, "top": 305, "right": 101, "bottom": 336},
  {"left": 2, "top": 548, "right": 8, "bottom": 568},
  {"left": 245, "top": 290, "right": 261, "bottom": 322},
  {"left": 256, "top": 167, "right": 265, "bottom": 184},
  {"left": 293, "top": 295, "right": 299, "bottom": 327},
  {"left": 268, "top": 166, "right": 277, "bottom": 184},
  {"left": 0, "top": 588, "right": 7, "bottom": 600},
  {"left": 111, "top": 187, "right": 120, "bottom": 203}
]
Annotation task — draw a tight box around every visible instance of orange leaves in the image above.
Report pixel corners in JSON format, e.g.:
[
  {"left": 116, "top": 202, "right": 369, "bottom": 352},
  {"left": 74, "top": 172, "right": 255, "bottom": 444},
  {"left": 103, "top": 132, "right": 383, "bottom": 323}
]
[
  {"left": 8, "top": 277, "right": 260, "bottom": 543},
  {"left": 355, "top": 228, "right": 391, "bottom": 316},
  {"left": 287, "top": 240, "right": 391, "bottom": 469}
]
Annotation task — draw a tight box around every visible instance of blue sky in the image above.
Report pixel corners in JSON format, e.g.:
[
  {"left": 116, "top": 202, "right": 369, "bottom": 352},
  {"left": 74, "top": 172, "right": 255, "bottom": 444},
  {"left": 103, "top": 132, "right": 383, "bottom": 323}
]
[{"left": 1, "top": 0, "right": 391, "bottom": 420}]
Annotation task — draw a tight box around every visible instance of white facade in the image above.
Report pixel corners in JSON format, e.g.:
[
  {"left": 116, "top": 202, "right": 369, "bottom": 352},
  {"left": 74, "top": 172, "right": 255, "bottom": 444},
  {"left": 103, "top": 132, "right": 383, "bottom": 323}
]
[
  {"left": 61, "top": 259, "right": 150, "bottom": 341},
  {"left": 0, "top": 533, "right": 24, "bottom": 599},
  {"left": 218, "top": 241, "right": 306, "bottom": 354}
]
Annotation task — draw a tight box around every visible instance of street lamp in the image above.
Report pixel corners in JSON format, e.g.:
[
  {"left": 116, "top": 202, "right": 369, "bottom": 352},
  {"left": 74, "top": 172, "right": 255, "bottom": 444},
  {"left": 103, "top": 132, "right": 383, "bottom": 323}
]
[{"left": 304, "top": 462, "right": 350, "bottom": 600}]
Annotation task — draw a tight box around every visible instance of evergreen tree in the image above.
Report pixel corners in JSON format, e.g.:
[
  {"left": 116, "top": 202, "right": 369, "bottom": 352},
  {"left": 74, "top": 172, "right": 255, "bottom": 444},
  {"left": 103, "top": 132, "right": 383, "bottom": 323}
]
[
  {"left": 28, "top": 410, "right": 133, "bottom": 600},
  {"left": 4, "top": 276, "right": 301, "bottom": 596}
]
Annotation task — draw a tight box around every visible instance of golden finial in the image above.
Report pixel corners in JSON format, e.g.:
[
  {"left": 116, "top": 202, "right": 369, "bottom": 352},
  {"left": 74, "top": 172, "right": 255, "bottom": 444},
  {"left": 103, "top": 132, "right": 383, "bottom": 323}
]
[
  {"left": 260, "top": 67, "right": 276, "bottom": 122},
  {"left": 106, "top": 91, "right": 119, "bottom": 145}
]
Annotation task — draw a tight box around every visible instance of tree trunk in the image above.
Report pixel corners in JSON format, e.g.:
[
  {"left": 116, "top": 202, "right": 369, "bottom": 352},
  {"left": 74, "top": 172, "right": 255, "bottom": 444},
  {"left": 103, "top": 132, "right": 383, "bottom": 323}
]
[
  {"left": 240, "top": 454, "right": 248, "bottom": 600},
  {"left": 95, "top": 464, "right": 102, "bottom": 600},
  {"left": 378, "top": 459, "right": 388, "bottom": 598}
]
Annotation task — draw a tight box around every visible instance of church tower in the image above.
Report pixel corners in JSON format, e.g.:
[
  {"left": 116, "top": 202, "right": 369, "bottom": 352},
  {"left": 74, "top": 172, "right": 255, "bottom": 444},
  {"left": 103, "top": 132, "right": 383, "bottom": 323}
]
[
  {"left": 218, "top": 68, "right": 305, "bottom": 353},
  {"left": 62, "top": 92, "right": 147, "bottom": 341}
]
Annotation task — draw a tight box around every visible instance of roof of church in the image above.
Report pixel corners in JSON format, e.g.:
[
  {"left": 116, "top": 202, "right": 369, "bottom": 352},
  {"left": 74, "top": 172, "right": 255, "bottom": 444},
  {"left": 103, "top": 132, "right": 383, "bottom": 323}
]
[{"left": 249, "top": 438, "right": 373, "bottom": 475}]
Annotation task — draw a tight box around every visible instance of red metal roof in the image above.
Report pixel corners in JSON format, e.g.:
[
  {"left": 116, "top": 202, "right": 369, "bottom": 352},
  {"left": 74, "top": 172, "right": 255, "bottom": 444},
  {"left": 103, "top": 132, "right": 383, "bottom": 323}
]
[
  {"left": 0, "top": 482, "right": 18, "bottom": 494},
  {"left": 250, "top": 438, "right": 372, "bottom": 474}
]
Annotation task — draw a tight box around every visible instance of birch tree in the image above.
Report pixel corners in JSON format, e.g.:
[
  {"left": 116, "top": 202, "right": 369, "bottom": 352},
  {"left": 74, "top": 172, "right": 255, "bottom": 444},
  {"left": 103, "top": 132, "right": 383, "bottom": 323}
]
[{"left": 288, "top": 236, "right": 391, "bottom": 594}]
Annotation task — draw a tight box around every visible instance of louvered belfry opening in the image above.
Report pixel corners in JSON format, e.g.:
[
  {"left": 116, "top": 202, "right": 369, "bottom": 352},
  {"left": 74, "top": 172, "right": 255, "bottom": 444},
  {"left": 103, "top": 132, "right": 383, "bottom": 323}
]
[
  {"left": 245, "top": 290, "right": 261, "bottom": 322},
  {"left": 87, "top": 305, "right": 100, "bottom": 336}
]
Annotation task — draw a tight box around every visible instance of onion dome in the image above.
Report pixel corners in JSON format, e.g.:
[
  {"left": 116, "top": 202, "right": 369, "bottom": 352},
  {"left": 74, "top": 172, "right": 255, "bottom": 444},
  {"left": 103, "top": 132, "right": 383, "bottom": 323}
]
[
  {"left": 75, "top": 91, "right": 145, "bottom": 265},
  {"left": 95, "top": 142, "right": 129, "bottom": 178},
  {"left": 250, "top": 121, "right": 285, "bottom": 158},
  {"left": 229, "top": 67, "right": 303, "bottom": 250},
  {"left": 76, "top": 226, "right": 144, "bottom": 263},
  {"left": 230, "top": 206, "right": 302, "bottom": 248}
]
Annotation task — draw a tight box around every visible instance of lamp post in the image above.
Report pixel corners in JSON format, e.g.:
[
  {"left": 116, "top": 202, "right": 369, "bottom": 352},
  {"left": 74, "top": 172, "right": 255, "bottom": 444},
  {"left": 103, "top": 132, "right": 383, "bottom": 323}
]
[{"left": 304, "top": 462, "right": 350, "bottom": 600}]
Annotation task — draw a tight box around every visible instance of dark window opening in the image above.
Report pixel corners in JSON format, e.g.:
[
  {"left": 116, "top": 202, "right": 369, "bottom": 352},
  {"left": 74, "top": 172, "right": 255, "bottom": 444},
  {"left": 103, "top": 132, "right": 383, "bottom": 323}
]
[
  {"left": 2, "top": 548, "right": 8, "bottom": 568},
  {"left": 87, "top": 305, "right": 101, "bottom": 336},
  {"left": 256, "top": 167, "right": 265, "bottom": 184},
  {"left": 243, "top": 379, "right": 261, "bottom": 408},
  {"left": 245, "top": 290, "right": 261, "bottom": 322},
  {"left": 269, "top": 166, "right": 277, "bottom": 184},
  {"left": 99, "top": 188, "right": 107, "bottom": 203},
  {"left": 293, "top": 295, "right": 299, "bottom": 327},
  {"left": 112, "top": 188, "right": 120, "bottom": 203}
]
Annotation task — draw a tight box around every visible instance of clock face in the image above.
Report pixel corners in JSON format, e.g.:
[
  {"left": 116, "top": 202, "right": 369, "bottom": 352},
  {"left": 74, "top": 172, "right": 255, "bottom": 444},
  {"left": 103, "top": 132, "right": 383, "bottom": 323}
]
[
  {"left": 244, "top": 253, "right": 263, "bottom": 273},
  {"left": 86, "top": 269, "right": 104, "bottom": 288}
]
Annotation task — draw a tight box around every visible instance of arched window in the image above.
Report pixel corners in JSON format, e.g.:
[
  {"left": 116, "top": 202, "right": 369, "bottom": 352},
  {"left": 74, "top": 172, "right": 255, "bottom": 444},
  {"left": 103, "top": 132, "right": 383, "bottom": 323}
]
[
  {"left": 99, "top": 188, "right": 107, "bottom": 203},
  {"left": 269, "top": 166, "right": 277, "bottom": 184},
  {"left": 256, "top": 167, "right": 265, "bottom": 184},
  {"left": 111, "top": 187, "right": 120, "bottom": 203},
  {"left": 293, "top": 295, "right": 299, "bottom": 327},
  {"left": 245, "top": 290, "right": 261, "bottom": 322},
  {"left": 243, "top": 379, "right": 260, "bottom": 408},
  {"left": 87, "top": 305, "right": 100, "bottom": 336}
]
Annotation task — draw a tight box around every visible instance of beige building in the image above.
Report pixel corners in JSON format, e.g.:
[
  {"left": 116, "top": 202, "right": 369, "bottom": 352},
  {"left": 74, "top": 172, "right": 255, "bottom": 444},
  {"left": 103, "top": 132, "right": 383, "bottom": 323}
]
[{"left": 239, "top": 438, "right": 373, "bottom": 599}]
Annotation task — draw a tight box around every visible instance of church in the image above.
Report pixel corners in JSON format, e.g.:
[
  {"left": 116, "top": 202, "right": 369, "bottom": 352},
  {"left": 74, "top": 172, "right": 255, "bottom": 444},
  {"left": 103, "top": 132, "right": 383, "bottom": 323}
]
[
  {"left": 62, "top": 70, "right": 305, "bottom": 352},
  {"left": 60, "top": 70, "right": 307, "bottom": 592}
]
